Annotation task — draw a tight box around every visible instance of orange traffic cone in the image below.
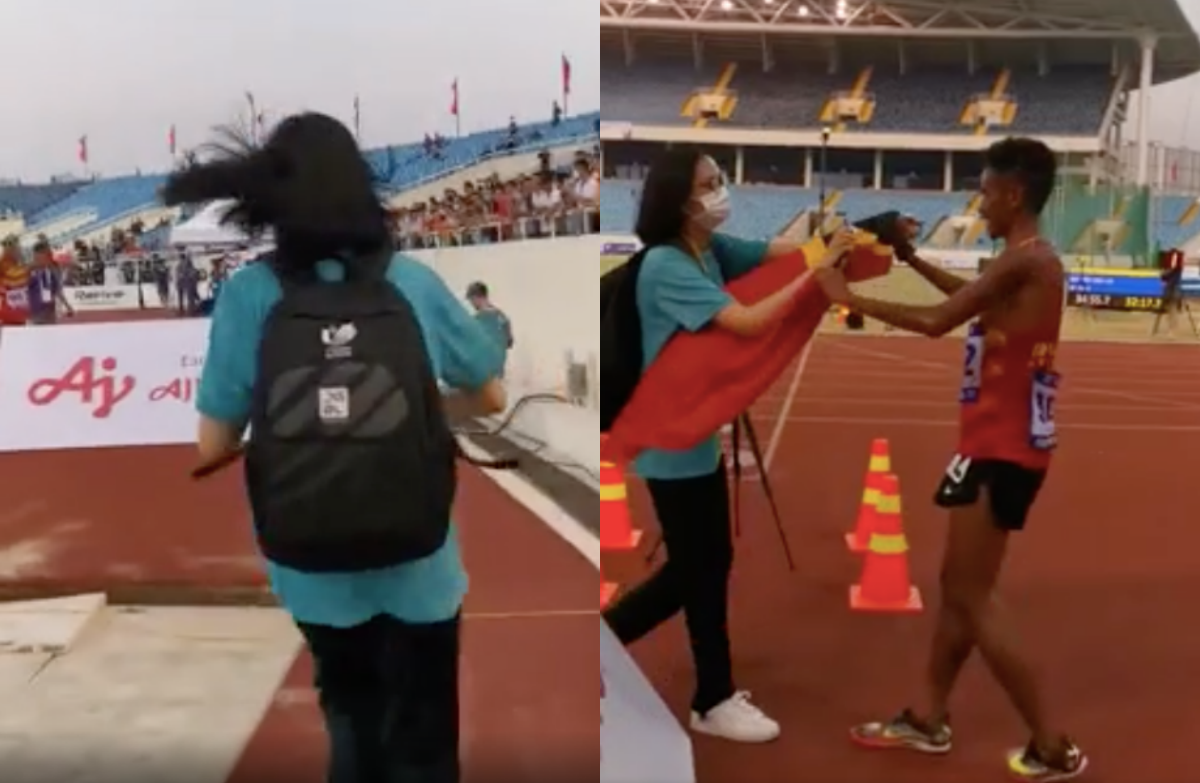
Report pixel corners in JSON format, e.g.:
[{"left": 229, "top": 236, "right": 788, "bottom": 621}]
[
  {"left": 850, "top": 473, "right": 922, "bottom": 613},
  {"left": 600, "top": 459, "right": 642, "bottom": 550},
  {"left": 602, "top": 582, "right": 617, "bottom": 607},
  {"left": 846, "top": 438, "right": 891, "bottom": 553}
]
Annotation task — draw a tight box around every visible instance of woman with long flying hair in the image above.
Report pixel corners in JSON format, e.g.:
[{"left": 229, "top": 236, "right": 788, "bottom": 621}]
[
  {"left": 164, "top": 113, "right": 506, "bottom": 783},
  {"left": 602, "top": 147, "right": 850, "bottom": 744}
]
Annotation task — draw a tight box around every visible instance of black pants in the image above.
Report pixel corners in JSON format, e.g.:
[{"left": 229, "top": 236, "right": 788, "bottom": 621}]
[
  {"left": 297, "top": 613, "right": 461, "bottom": 783},
  {"left": 603, "top": 462, "right": 735, "bottom": 714}
]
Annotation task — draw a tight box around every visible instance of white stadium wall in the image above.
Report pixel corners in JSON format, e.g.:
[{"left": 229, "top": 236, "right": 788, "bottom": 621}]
[
  {"left": 10, "top": 238, "right": 601, "bottom": 482},
  {"left": 409, "top": 237, "right": 600, "bottom": 480}
]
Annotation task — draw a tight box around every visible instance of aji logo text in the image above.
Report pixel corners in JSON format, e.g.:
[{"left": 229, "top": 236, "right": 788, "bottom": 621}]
[{"left": 27, "top": 356, "right": 202, "bottom": 418}]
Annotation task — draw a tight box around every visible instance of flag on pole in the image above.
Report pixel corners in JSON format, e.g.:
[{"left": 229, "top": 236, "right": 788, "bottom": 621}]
[
  {"left": 450, "top": 79, "right": 459, "bottom": 117},
  {"left": 245, "top": 91, "right": 258, "bottom": 144},
  {"left": 77, "top": 136, "right": 88, "bottom": 165},
  {"left": 353, "top": 95, "right": 361, "bottom": 141},
  {"left": 561, "top": 54, "right": 572, "bottom": 115},
  {"left": 168, "top": 125, "right": 177, "bottom": 156}
]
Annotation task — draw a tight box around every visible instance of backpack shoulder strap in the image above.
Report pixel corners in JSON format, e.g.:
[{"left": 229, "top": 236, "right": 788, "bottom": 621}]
[
  {"left": 270, "top": 254, "right": 319, "bottom": 297},
  {"left": 600, "top": 247, "right": 649, "bottom": 315},
  {"left": 341, "top": 244, "right": 394, "bottom": 284}
]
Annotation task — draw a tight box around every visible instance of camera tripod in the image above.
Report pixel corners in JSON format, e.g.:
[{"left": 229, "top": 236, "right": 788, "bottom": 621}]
[
  {"left": 644, "top": 412, "right": 796, "bottom": 571},
  {"left": 1151, "top": 283, "right": 1199, "bottom": 338}
]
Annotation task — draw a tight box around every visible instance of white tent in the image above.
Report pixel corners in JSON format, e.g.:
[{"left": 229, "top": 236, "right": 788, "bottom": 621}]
[{"left": 169, "top": 200, "right": 261, "bottom": 246}]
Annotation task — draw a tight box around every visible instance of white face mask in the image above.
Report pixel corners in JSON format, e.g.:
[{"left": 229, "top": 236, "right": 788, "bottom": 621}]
[{"left": 693, "top": 187, "right": 731, "bottom": 230}]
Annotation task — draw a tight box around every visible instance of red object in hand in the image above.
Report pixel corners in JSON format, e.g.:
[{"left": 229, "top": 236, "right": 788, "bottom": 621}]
[{"left": 606, "top": 240, "right": 892, "bottom": 462}]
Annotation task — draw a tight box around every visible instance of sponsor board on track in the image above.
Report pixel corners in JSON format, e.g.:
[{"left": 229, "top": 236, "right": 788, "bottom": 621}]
[
  {"left": 63, "top": 284, "right": 163, "bottom": 312},
  {"left": 0, "top": 319, "right": 207, "bottom": 451}
]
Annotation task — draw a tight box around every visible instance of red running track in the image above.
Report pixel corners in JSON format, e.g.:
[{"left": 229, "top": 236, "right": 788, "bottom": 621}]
[
  {"left": 0, "top": 310, "right": 597, "bottom": 780},
  {"left": 603, "top": 334, "right": 1200, "bottom": 783}
]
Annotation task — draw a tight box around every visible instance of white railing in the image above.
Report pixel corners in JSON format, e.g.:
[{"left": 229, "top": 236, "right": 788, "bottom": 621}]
[
  {"left": 396, "top": 208, "right": 598, "bottom": 251},
  {"left": 389, "top": 132, "right": 597, "bottom": 195}
]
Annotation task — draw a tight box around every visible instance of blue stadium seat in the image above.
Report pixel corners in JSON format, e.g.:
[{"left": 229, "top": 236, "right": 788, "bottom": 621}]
[
  {"left": 838, "top": 190, "right": 969, "bottom": 240},
  {"left": 601, "top": 56, "right": 1113, "bottom": 135},
  {"left": 12, "top": 113, "right": 598, "bottom": 244},
  {"left": 1154, "top": 194, "right": 1200, "bottom": 249},
  {"left": 601, "top": 61, "right": 719, "bottom": 125},
  {"left": 600, "top": 181, "right": 812, "bottom": 238},
  {"left": 601, "top": 182, "right": 970, "bottom": 240},
  {"left": 367, "top": 113, "right": 597, "bottom": 189},
  {"left": 29, "top": 175, "right": 166, "bottom": 230},
  {"left": 602, "top": 182, "right": 1200, "bottom": 252},
  {"left": 0, "top": 183, "right": 82, "bottom": 219}
]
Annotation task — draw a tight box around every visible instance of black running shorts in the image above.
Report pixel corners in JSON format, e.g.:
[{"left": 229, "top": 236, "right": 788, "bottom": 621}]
[{"left": 933, "top": 454, "right": 1047, "bottom": 531}]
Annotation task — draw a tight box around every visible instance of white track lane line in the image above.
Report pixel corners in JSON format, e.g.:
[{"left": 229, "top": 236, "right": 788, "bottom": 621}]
[
  {"left": 763, "top": 340, "right": 815, "bottom": 472},
  {"left": 834, "top": 340, "right": 1200, "bottom": 411}
]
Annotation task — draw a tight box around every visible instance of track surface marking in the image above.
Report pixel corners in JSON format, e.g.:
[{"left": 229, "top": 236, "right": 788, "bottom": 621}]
[{"left": 603, "top": 334, "right": 1200, "bottom": 783}]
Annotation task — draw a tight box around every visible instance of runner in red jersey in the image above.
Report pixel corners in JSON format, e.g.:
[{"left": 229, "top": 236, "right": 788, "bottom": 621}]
[
  {"left": 0, "top": 239, "right": 30, "bottom": 327},
  {"left": 813, "top": 137, "right": 1086, "bottom": 782}
]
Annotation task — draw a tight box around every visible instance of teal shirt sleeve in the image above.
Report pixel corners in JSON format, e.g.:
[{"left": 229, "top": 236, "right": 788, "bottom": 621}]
[
  {"left": 196, "top": 269, "right": 263, "bottom": 423},
  {"left": 391, "top": 261, "right": 503, "bottom": 391},
  {"left": 711, "top": 232, "right": 770, "bottom": 280},
  {"left": 639, "top": 245, "right": 732, "bottom": 333},
  {"left": 473, "top": 310, "right": 513, "bottom": 351}
]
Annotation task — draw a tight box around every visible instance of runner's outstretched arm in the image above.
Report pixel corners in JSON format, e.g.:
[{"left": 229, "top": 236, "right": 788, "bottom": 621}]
[
  {"left": 902, "top": 249, "right": 970, "bottom": 296},
  {"left": 814, "top": 252, "right": 1031, "bottom": 338}
]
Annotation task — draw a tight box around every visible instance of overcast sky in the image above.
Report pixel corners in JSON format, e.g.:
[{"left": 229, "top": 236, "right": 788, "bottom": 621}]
[{"left": 0, "top": 0, "right": 597, "bottom": 181}]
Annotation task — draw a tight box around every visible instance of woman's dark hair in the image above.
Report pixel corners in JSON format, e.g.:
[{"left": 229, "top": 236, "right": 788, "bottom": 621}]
[
  {"left": 983, "top": 137, "right": 1057, "bottom": 216},
  {"left": 160, "top": 112, "right": 390, "bottom": 268},
  {"left": 634, "top": 146, "right": 704, "bottom": 248}
]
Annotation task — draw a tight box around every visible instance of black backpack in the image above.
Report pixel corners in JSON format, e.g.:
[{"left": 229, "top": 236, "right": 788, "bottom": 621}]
[
  {"left": 245, "top": 250, "right": 457, "bottom": 573},
  {"left": 599, "top": 248, "right": 650, "bottom": 432}
]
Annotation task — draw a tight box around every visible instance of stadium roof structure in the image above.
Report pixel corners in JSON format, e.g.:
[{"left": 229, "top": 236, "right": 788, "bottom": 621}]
[{"left": 600, "top": 0, "right": 1200, "bottom": 81}]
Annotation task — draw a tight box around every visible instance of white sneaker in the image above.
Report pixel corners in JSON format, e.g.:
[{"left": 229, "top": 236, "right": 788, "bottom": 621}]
[{"left": 689, "top": 691, "right": 780, "bottom": 743}]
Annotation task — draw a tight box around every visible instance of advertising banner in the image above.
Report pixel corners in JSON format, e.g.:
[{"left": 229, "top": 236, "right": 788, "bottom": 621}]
[{"left": 0, "top": 320, "right": 207, "bottom": 452}]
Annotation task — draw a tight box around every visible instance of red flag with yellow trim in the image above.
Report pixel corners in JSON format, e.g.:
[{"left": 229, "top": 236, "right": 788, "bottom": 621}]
[{"left": 606, "top": 232, "right": 893, "bottom": 460}]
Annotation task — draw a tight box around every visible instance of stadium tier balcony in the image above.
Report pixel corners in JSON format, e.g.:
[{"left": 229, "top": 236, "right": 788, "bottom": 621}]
[
  {"left": 601, "top": 61, "right": 725, "bottom": 126},
  {"left": 837, "top": 190, "right": 970, "bottom": 240},
  {"left": 601, "top": 183, "right": 1200, "bottom": 251},
  {"left": 366, "top": 113, "right": 598, "bottom": 189},
  {"left": 600, "top": 181, "right": 815, "bottom": 239},
  {"left": 28, "top": 175, "right": 166, "bottom": 231},
  {"left": 601, "top": 58, "right": 1113, "bottom": 135},
  {"left": 1154, "top": 194, "right": 1200, "bottom": 250},
  {"left": 0, "top": 182, "right": 84, "bottom": 220},
  {"left": 7, "top": 113, "right": 598, "bottom": 245},
  {"left": 600, "top": 181, "right": 968, "bottom": 241}
]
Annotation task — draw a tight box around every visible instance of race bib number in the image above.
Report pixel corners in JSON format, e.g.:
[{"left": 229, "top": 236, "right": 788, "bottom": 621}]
[
  {"left": 960, "top": 323, "right": 985, "bottom": 403},
  {"left": 5, "top": 288, "right": 28, "bottom": 309},
  {"left": 1029, "top": 370, "right": 1059, "bottom": 450}
]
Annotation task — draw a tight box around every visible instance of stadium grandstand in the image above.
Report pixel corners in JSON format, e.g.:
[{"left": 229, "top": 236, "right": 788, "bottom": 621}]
[
  {"left": 599, "top": 0, "right": 1200, "bottom": 272},
  {"left": 0, "top": 110, "right": 599, "bottom": 265}
]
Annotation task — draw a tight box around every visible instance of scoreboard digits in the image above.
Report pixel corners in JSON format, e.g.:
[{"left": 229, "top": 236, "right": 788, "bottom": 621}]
[
  {"left": 1066, "top": 268, "right": 1195, "bottom": 313},
  {"left": 1065, "top": 291, "right": 1163, "bottom": 312}
]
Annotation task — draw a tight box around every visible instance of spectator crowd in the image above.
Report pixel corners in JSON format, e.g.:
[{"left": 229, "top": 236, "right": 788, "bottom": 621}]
[{"left": 393, "top": 148, "right": 600, "bottom": 249}]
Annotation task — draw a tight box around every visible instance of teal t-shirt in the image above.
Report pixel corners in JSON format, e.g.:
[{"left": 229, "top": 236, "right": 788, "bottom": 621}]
[
  {"left": 633, "top": 233, "right": 769, "bottom": 481},
  {"left": 196, "top": 254, "right": 504, "bottom": 628},
  {"left": 474, "top": 307, "right": 513, "bottom": 353}
]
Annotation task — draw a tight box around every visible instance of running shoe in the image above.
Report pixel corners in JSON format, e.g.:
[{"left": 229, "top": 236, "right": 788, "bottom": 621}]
[
  {"left": 1006, "top": 738, "right": 1088, "bottom": 781},
  {"left": 849, "top": 708, "right": 952, "bottom": 754}
]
